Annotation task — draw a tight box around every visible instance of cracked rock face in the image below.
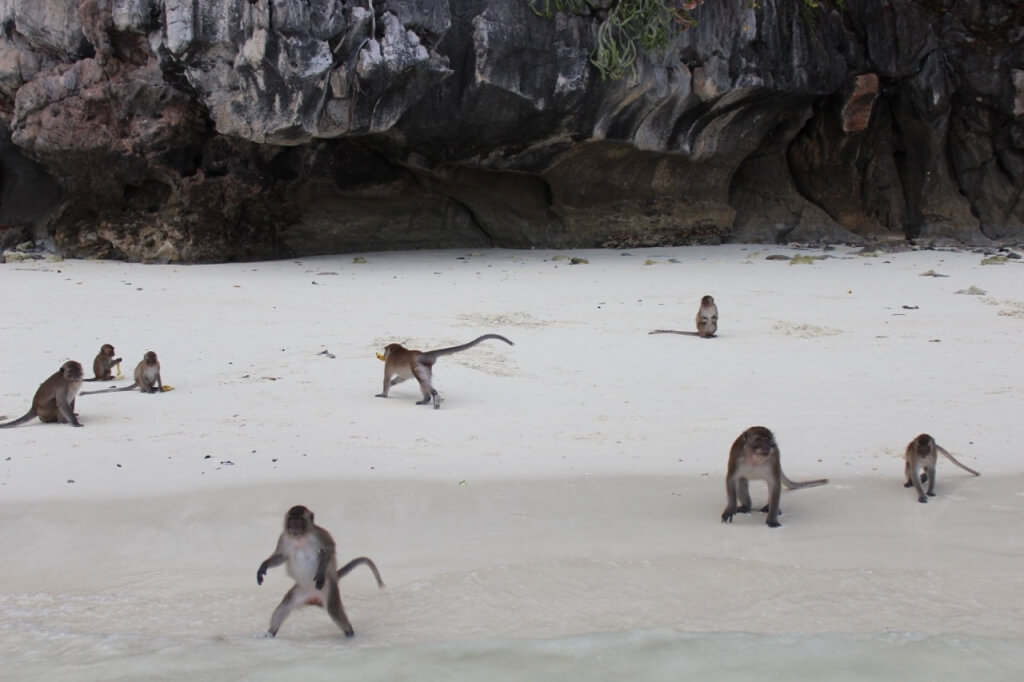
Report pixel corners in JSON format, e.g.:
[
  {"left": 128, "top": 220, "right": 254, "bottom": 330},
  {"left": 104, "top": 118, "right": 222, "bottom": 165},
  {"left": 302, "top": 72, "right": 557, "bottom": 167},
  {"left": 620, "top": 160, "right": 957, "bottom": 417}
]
[{"left": 0, "top": 0, "right": 1020, "bottom": 262}]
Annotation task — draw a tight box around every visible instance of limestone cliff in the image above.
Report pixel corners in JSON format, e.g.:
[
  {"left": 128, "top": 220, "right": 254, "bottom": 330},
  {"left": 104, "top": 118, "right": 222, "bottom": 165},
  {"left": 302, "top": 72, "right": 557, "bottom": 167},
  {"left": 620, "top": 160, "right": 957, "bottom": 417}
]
[{"left": 0, "top": 0, "right": 1020, "bottom": 261}]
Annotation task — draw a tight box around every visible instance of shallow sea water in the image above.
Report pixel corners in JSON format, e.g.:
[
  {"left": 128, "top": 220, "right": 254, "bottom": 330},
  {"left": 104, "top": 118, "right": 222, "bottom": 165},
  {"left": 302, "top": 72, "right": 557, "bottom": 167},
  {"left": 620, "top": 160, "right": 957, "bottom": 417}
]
[
  {"left": 3, "top": 623, "right": 1020, "bottom": 681},
  {"left": 3, "top": 477, "right": 1023, "bottom": 681}
]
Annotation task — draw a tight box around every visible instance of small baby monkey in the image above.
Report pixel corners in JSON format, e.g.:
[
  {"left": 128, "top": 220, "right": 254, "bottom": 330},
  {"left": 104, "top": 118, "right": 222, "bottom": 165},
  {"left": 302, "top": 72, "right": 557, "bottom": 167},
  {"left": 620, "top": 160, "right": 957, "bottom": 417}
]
[
  {"left": 86, "top": 344, "right": 121, "bottom": 381},
  {"left": 256, "top": 505, "right": 384, "bottom": 638},
  {"left": 721, "top": 426, "right": 828, "bottom": 527},
  {"left": 903, "top": 433, "right": 980, "bottom": 503}
]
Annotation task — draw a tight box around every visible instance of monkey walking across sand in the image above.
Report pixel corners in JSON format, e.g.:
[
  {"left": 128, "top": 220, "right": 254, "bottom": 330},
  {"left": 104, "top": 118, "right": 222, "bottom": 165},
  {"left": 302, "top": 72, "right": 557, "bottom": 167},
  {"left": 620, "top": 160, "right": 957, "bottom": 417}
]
[
  {"left": 256, "top": 505, "right": 385, "bottom": 638},
  {"left": 0, "top": 361, "right": 85, "bottom": 428},
  {"left": 375, "top": 333, "right": 513, "bottom": 408},
  {"left": 650, "top": 295, "right": 718, "bottom": 338},
  {"left": 903, "top": 433, "right": 980, "bottom": 503},
  {"left": 721, "top": 426, "right": 828, "bottom": 528},
  {"left": 80, "top": 351, "right": 163, "bottom": 395}
]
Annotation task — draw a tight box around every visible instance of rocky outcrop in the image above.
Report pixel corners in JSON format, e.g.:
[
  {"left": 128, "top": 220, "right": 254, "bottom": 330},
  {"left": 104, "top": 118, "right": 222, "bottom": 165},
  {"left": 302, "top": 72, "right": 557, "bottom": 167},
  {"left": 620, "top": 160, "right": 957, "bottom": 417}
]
[{"left": 0, "top": 0, "right": 1021, "bottom": 262}]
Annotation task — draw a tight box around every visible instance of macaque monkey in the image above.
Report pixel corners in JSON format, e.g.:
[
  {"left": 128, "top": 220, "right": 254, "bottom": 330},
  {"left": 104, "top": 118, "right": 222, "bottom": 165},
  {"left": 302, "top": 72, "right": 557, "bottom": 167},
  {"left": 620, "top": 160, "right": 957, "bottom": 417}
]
[
  {"left": 721, "top": 426, "right": 828, "bottom": 528},
  {"left": 256, "top": 505, "right": 385, "bottom": 638},
  {"left": 375, "top": 333, "right": 514, "bottom": 408},
  {"left": 649, "top": 295, "right": 718, "bottom": 338},
  {"left": 85, "top": 343, "right": 122, "bottom": 381},
  {"left": 904, "top": 433, "right": 980, "bottom": 503},
  {"left": 80, "top": 351, "right": 163, "bottom": 395},
  {"left": 0, "top": 360, "right": 85, "bottom": 428}
]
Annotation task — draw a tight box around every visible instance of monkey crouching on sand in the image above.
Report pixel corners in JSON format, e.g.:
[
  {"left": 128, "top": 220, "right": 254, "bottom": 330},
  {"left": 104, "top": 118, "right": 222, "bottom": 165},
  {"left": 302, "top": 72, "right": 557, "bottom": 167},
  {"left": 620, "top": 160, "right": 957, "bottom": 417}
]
[
  {"left": 721, "top": 426, "right": 828, "bottom": 528},
  {"left": 0, "top": 361, "right": 85, "bottom": 428},
  {"left": 257, "top": 505, "right": 384, "bottom": 638}
]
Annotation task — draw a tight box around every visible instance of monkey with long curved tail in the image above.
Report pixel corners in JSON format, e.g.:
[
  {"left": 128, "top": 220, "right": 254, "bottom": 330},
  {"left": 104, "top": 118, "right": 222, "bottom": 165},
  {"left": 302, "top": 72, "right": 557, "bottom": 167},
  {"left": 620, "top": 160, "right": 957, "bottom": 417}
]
[{"left": 375, "top": 334, "right": 513, "bottom": 408}]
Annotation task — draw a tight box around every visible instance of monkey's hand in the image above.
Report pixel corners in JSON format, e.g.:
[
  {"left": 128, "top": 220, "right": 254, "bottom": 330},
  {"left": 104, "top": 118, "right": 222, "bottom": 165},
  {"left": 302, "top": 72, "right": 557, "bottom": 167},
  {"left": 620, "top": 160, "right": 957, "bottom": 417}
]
[
  {"left": 257, "top": 562, "right": 269, "bottom": 585},
  {"left": 721, "top": 512, "right": 734, "bottom": 523},
  {"left": 314, "top": 572, "right": 327, "bottom": 590}
]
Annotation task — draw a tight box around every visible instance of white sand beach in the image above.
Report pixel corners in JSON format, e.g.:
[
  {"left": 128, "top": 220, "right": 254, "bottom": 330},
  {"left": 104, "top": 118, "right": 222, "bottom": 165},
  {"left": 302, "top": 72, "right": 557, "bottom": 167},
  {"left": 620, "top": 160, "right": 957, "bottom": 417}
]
[{"left": 1, "top": 244, "right": 1022, "bottom": 680}]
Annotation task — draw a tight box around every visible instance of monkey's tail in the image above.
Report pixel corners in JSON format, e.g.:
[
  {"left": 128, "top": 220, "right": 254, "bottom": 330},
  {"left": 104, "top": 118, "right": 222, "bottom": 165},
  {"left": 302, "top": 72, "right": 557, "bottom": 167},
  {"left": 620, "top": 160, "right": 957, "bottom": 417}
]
[
  {"left": 80, "top": 383, "right": 139, "bottom": 396},
  {"left": 936, "top": 446, "right": 981, "bottom": 476},
  {"left": 336, "top": 556, "right": 385, "bottom": 588},
  {"left": 428, "top": 334, "right": 514, "bottom": 358},
  {"left": 781, "top": 472, "right": 829, "bottom": 490},
  {"left": 648, "top": 329, "right": 699, "bottom": 336},
  {"left": 0, "top": 410, "right": 36, "bottom": 428}
]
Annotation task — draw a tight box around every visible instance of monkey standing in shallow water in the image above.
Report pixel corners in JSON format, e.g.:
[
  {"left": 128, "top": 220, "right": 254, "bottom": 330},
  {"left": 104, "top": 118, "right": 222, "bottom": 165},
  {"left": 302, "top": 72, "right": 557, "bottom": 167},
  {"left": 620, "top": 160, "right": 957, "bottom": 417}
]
[
  {"left": 0, "top": 361, "right": 85, "bottom": 428},
  {"left": 904, "top": 433, "right": 980, "bottom": 503},
  {"left": 80, "top": 351, "right": 163, "bottom": 395},
  {"left": 721, "top": 426, "right": 828, "bottom": 528},
  {"left": 256, "top": 505, "right": 384, "bottom": 638},
  {"left": 85, "top": 343, "right": 122, "bottom": 382},
  {"left": 650, "top": 295, "right": 718, "bottom": 338},
  {"left": 375, "top": 333, "right": 513, "bottom": 408}
]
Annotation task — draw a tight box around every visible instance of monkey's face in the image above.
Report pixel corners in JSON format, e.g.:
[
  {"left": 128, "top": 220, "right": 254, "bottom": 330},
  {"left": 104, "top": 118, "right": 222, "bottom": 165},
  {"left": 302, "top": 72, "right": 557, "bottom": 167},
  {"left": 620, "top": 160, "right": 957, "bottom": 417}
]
[
  {"left": 745, "top": 430, "right": 777, "bottom": 457},
  {"left": 62, "top": 361, "right": 84, "bottom": 381},
  {"left": 914, "top": 436, "right": 933, "bottom": 456},
  {"left": 144, "top": 351, "right": 158, "bottom": 365},
  {"left": 102, "top": 344, "right": 115, "bottom": 356},
  {"left": 285, "top": 505, "right": 312, "bottom": 537}
]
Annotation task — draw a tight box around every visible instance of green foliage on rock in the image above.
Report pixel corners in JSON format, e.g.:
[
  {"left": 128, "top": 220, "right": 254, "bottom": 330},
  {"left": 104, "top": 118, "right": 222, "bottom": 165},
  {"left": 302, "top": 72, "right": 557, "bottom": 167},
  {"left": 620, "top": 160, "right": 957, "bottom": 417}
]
[
  {"left": 530, "top": 1, "right": 846, "bottom": 81},
  {"left": 530, "top": 0, "right": 695, "bottom": 81}
]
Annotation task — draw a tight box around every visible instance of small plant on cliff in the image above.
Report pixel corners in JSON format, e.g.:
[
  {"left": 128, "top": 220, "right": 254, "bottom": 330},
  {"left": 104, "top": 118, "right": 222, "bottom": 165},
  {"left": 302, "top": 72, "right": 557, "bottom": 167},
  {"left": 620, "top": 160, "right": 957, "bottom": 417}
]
[
  {"left": 530, "top": 1, "right": 699, "bottom": 81},
  {"left": 802, "top": 0, "right": 846, "bottom": 10}
]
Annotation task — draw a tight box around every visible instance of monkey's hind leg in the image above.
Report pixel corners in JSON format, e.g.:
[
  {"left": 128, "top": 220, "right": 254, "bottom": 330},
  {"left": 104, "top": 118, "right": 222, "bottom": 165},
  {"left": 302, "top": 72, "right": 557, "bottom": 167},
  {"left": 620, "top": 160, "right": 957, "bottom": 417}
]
[
  {"left": 268, "top": 585, "right": 303, "bottom": 637},
  {"left": 325, "top": 581, "right": 355, "bottom": 637},
  {"left": 412, "top": 364, "right": 440, "bottom": 409}
]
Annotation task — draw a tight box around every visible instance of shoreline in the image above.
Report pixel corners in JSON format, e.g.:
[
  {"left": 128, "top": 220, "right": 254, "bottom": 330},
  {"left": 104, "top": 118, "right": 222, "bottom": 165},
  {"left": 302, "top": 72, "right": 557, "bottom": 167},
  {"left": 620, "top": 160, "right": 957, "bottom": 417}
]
[{"left": 2, "top": 474, "right": 1021, "bottom": 639}]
